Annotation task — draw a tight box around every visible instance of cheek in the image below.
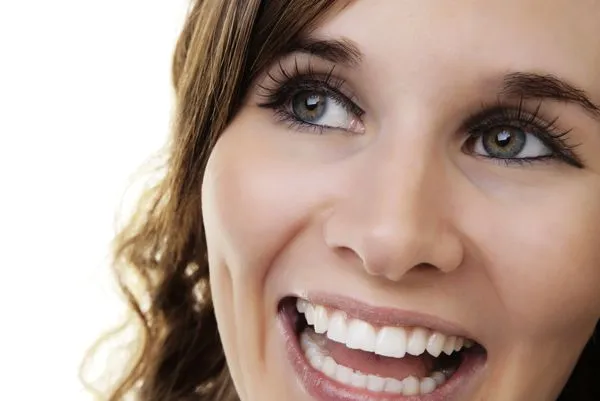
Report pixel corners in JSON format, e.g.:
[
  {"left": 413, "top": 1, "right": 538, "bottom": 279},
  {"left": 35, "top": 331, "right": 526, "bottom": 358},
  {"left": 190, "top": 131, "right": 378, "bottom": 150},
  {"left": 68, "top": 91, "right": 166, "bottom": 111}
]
[
  {"left": 202, "top": 140, "right": 290, "bottom": 283},
  {"left": 474, "top": 184, "right": 600, "bottom": 337},
  {"left": 201, "top": 123, "right": 337, "bottom": 285}
]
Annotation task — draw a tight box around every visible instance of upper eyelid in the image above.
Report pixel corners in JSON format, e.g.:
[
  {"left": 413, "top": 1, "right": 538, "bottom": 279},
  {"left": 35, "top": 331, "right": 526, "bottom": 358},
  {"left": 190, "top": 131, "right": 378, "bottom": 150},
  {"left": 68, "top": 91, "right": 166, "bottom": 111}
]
[
  {"left": 270, "top": 74, "right": 351, "bottom": 99},
  {"left": 467, "top": 109, "right": 549, "bottom": 131},
  {"left": 256, "top": 70, "right": 364, "bottom": 116},
  {"left": 296, "top": 80, "right": 363, "bottom": 114},
  {"left": 256, "top": 62, "right": 581, "bottom": 160},
  {"left": 464, "top": 106, "right": 567, "bottom": 145},
  {"left": 462, "top": 100, "right": 560, "bottom": 131},
  {"left": 255, "top": 54, "right": 361, "bottom": 96},
  {"left": 463, "top": 105, "right": 583, "bottom": 168}
]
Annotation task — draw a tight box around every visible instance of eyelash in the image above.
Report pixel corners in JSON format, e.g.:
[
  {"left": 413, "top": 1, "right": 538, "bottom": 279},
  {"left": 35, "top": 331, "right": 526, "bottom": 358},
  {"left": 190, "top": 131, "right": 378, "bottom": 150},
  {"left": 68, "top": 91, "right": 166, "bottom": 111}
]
[
  {"left": 464, "top": 100, "right": 583, "bottom": 168},
  {"left": 257, "top": 61, "right": 364, "bottom": 134},
  {"left": 256, "top": 61, "right": 583, "bottom": 168}
]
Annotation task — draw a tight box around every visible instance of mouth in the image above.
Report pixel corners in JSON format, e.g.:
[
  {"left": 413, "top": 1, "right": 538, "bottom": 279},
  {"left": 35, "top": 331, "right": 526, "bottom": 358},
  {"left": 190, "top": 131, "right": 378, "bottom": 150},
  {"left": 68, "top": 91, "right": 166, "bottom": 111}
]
[{"left": 278, "top": 296, "right": 487, "bottom": 401}]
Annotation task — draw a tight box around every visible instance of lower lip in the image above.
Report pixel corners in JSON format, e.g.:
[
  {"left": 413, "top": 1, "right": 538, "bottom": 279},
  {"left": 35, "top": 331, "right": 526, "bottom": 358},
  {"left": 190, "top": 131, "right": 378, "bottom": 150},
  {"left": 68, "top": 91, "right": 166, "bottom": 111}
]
[{"left": 277, "top": 301, "right": 486, "bottom": 401}]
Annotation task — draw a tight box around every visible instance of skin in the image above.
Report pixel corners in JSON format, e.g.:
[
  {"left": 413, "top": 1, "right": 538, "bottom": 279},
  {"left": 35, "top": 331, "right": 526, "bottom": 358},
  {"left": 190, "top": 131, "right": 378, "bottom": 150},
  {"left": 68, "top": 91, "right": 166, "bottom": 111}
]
[{"left": 201, "top": 0, "right": 600, "bottom": 400}]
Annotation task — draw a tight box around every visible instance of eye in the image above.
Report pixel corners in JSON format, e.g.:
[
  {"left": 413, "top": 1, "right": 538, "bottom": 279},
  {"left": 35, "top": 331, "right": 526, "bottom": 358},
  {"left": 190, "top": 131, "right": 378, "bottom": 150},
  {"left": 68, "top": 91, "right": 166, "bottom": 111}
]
[
  {"left": 461, "top": 104, "right": 583, "bottom": 168},
  {"left": 471, "top": 126, "right": 552, "bottom": 159},
  {"left": 290, "top": 90, "right": 363, "bottom": 133}
]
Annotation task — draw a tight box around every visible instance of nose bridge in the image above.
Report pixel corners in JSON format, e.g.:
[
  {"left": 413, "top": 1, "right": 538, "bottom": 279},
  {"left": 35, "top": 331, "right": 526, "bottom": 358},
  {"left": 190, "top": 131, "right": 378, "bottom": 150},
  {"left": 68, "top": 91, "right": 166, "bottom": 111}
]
[
  {"left": 324, "top": 135, "right": 462, "bottom": 281},
  {"left": 362, "top": 143, "right": 440, "bottom": 264}
]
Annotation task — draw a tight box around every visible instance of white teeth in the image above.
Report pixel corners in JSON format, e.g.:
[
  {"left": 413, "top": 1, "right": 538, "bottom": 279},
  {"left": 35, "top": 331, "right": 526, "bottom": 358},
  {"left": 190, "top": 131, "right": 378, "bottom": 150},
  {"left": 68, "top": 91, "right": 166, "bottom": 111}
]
[
  {"left": 402, "top": 376, "right": 420, "bottom": 396},
  {"left": 300, "top": 331, "right": 312, "bottom": 350},
  {"left": 305, "top": 346, "right": 321, "bottom": 359},
  {"left": 305, "top": 303, "right": 315, "bottom": 325},
  {"left": 335, "top": 365, "right": 353, "bottom": 385},
  {"left": 346, "top": 319, "right": 377, "bottom": 352},
  {"left": 309, "top": 354, "right": 325, "bottom": 369},
  {"left": 431, "top": 371, "right": 446, "bottom": 386},
  {"left": 326, "top": 311, "right": 348, "bottom": 343},
  {"left": 350, "top": 372, "right": 367, "bottom": 388},
  {"left": 420, "top": 377, "right": 437, "bottom": 394},
  {"left": 322, "top": 356, "right": 337, "bottom": 378},
  {"left": 375, "top": 327, "right": 407, "bottom": 358},
  {"left": 297, "top": 299, "right": 472, "bottom": 359},
  {"left": 384, "top": 378, "right": 404, "bottom": 393},
  {"left": 407, "top": 327, "right": 429, "bottom": 356},
  {"left": 296, "top": 298, "right": 308, "bottom": 313},
  {"left": 300, "top": 329, "right": 452, "bottom": 395},
  {"left": 441, "top": 366, "right": 458, "bottom": 377},
  {"left": 426, "top": 331, "right": 446, "bottom": 357},
  {"left": 313, "top": 305, "right": 329, "bottom": 334},
  {"left": 454, "top": 336, "right": 464, "bottom": 352},
  {"left": 443, "top": 336, "right": 457, "bottom": 355},
  {"left": 366, "top": 375, "right": 385, "bottom": 392}
]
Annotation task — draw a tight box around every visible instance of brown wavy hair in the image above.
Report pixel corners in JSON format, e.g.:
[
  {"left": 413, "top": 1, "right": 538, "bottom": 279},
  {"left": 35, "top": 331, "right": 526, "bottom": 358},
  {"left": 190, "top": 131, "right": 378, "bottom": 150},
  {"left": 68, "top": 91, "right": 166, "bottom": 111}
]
[{"left": 84, "top": 1, "right": 600, "bottom": 400}]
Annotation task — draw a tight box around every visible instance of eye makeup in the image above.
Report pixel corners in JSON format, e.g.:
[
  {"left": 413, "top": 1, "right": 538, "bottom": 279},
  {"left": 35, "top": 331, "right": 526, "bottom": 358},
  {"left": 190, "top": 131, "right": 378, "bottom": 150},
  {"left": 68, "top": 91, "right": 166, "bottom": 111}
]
[{"left": 255, "top": 56, "right": 583, "bottom": 168}]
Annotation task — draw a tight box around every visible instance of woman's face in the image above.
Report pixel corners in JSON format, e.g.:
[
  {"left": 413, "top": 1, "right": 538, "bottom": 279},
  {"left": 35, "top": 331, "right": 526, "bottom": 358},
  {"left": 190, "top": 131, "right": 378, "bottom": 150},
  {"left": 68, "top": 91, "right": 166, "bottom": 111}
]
[{"left": 202, "top": 1, "right": 600, "bottom": 400}]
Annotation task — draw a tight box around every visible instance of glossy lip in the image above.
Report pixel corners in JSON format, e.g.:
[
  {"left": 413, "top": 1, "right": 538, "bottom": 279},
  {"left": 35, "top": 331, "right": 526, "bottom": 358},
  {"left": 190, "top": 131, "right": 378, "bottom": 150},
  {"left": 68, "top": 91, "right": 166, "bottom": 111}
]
[
  {"left": 278, "top": 300, "right": 486, "bottom": 401},
  {"left": 300, "top": 292, "right": 480, "bottom": 343}
]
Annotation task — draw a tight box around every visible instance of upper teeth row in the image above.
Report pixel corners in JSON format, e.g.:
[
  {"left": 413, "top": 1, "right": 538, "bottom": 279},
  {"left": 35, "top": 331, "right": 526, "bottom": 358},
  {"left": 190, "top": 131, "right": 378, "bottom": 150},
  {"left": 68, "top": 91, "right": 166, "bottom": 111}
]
[{"left": 297, "top": 299, "right": 472, "bottom": 359}]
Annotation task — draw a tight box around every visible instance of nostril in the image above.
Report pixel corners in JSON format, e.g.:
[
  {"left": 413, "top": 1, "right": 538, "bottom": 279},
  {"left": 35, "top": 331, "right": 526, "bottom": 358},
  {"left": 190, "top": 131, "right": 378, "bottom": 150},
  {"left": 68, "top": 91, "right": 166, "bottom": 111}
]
[
  {"left": 414, "top": 262, "right": 439, "bottom": 272},
  {"left": 332, "top": 245, "right": 364, "bottom": 266}
]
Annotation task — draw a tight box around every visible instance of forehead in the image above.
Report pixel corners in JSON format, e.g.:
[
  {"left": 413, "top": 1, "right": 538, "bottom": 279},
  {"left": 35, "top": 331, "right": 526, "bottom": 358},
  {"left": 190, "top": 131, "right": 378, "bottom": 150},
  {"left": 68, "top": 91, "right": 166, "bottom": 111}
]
[{"left": 312, "top": 0, "right": 600, "bottom": 99}]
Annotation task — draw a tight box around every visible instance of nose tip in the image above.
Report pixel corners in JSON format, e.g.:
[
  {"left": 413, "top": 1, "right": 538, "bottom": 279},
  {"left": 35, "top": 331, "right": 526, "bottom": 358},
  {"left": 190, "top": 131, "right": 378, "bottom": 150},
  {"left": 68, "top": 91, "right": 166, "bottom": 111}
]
[
  {"left": 321, "top": 132, "right": 464, "bottom": 282},
  {"left": 357, "top": 224, "right": 422, "bottom": 275},
  {"left": 361, "top": 223, "right": 463, "bottom": 280},
  {"left": 325, "top": 210, "right": 463, "bottom": 282}
]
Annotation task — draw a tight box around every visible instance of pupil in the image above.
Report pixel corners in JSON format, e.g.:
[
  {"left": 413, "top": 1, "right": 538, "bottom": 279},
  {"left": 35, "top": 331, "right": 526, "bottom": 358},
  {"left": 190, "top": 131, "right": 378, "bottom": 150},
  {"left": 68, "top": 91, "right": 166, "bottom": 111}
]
[
  {"left": 482, "top": 127, "right": 526, "bottom": 158},
  {"left": 305, "top": 95, "right": 320, "bottom": 110},
  {"left": 495, "top": 130, "right": 512, "bottom": 148},
  {"left": 292, "top": 91, "right": 326, "bottom": 123}
]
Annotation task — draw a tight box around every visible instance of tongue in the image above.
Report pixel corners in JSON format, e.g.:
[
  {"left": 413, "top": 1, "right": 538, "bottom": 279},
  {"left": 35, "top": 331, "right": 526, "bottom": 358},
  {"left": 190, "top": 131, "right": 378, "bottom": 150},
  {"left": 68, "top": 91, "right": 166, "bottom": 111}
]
[{"left": 316, "top": 332, "right": 434, "bottom": 380}]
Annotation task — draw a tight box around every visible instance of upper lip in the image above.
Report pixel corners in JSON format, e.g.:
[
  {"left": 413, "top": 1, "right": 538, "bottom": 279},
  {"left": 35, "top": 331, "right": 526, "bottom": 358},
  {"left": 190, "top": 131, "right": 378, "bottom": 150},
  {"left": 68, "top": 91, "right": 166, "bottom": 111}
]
[{"left": 298, "top": 291, "right": 480, "bottom": 343}]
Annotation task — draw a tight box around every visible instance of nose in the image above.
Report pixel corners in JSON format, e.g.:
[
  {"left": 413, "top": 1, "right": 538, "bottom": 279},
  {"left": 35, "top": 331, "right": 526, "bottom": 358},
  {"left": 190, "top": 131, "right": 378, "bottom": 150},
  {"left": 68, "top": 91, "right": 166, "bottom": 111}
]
[{"left": 323, "top": 142, "right": 464, "bottom": 281}]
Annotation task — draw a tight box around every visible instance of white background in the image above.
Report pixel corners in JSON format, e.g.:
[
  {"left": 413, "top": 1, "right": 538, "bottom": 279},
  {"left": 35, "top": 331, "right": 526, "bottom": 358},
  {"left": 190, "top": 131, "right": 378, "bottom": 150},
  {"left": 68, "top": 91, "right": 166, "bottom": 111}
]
[{"left": 0, "top": 1, "right": 190, "bottom": 399}]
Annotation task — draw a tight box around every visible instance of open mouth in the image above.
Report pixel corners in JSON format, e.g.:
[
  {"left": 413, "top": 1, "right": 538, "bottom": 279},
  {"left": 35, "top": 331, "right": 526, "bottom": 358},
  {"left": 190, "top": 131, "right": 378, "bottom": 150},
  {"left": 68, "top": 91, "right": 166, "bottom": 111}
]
[{"left": 278, "top": 296, "right": 487, "bottom": 400}]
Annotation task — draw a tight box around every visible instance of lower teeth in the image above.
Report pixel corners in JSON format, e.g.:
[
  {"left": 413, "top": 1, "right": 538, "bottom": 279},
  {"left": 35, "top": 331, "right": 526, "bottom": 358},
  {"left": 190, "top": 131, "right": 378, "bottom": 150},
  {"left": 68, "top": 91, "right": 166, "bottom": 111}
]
[{"left": 300, "top": 329, "right": 456, "bottom": 396}]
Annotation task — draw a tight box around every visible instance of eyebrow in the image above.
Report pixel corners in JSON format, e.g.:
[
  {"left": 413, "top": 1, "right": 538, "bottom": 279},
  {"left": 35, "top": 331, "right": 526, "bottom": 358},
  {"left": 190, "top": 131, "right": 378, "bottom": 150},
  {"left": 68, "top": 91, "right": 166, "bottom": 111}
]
[
  {"left": 282, "top": 37, "right": 363, "bottom": 66},
  {"left": 279, "top": 39, "right": 600, "bottom": 120},
  {"left": 501, "top": 72, "right": 600, "bottom": 119}
]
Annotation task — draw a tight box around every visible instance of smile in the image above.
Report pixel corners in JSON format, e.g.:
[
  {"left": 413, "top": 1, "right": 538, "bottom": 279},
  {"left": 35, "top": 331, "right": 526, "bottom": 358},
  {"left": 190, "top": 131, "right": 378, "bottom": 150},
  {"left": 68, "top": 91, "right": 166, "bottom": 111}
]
[{"left": 279, "top": 296, "right": 487, "bottom": 400}]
